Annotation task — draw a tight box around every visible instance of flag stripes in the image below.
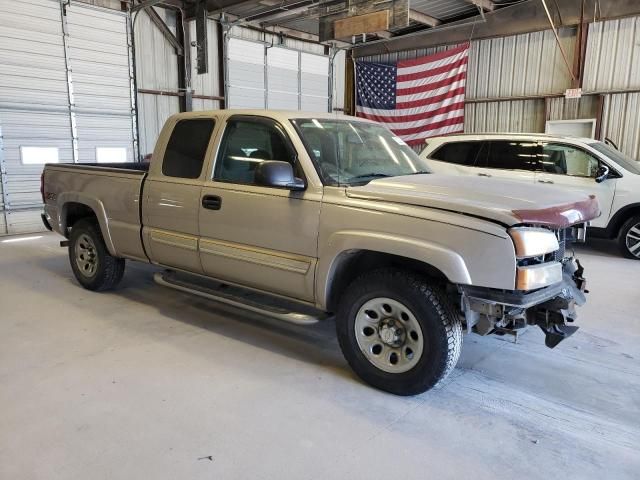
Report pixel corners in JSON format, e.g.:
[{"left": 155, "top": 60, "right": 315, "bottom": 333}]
[{"left": 355, "top": 43, "right": 469, "bottom": 146}]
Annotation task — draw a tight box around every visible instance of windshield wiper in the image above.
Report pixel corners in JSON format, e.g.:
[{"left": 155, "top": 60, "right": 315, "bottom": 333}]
[
  {"left": 348, "top": 173, "right": 391, "bottom": 181},
  {"left": 406, "top": 170, "right": 431, "bottom": 175}
]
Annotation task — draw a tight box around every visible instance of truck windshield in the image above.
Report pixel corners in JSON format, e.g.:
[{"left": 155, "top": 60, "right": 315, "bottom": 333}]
[
  {"left": 292, "top": 118, "right": 431, "bottom": 185},
  {"left": 590, "top": 141, "right": 640, "bottom": 174}
]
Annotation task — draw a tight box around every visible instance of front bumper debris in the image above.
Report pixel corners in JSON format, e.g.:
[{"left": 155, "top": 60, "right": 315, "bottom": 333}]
[{"left": 459, "top": 258, "right": 587, "bottom": 348}]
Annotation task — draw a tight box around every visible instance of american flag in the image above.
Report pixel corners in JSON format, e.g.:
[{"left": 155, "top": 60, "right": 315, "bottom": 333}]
[{"left": 355, "top": 43, "right": 469, "bottom": 146}]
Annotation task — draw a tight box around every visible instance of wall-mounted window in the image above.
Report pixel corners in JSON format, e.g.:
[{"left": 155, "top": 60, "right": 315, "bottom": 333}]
[
  {"left": 96, "top": 147, "right": 127, "bottom": 163},
  {"left": 20, "top": 147, "right": 59, "bottom": 165}
]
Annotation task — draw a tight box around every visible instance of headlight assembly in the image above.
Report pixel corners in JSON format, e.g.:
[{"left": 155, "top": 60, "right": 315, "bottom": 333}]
[{"left": 509, "top": 227, "right": 559, "bottom": 259}]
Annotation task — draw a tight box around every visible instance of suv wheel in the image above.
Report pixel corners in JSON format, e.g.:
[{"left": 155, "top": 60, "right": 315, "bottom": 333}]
[
  {"left": 336, "top": 269, "right": 463, "bottom": 396},
  {"left": 619, "top": 215, "right": 640, "bottom": 260},
  {"left": 68, "top": 218, "right": 125, "bottom": 290}
]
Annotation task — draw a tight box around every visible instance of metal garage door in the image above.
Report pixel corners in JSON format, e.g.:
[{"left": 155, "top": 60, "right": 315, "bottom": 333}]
[
  {"left": 66, "top": 2, "right": 137, "bottom": 163},
  {"left": 0, "top": 0, "right": 136, "bottom": 235},
  {"left": 0, "top": 0, "right": 72, "bottom": 234},
  {"left": 226, "top": 37, "right": 329, "bottom": 112}
]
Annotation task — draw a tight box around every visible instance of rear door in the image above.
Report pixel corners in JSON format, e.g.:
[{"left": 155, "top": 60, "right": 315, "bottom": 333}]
[
  {"left": 475, "top": 140, "right": 539, "bottom": 183},
  {"left": 536, "top": 142, "right": 615, "bottom": 228},
  {"left": 198, "top": 115, "right": 321, "bottom": 302},
  {"left": 142, "top": 117, "right": 217, "bottom": 273}
]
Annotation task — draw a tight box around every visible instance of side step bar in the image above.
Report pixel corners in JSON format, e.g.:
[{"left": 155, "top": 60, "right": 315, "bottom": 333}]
[{"left": 153, "top": 271, "right": 322, "bottom": 325}]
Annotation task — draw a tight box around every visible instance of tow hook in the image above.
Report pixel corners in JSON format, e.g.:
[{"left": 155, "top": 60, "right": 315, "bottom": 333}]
[
  {"left": 539, "top": 322, "right": 579, "bottom": 348},
  {"left": 527, "top": 300, "right": 579, "bottom": 349}
]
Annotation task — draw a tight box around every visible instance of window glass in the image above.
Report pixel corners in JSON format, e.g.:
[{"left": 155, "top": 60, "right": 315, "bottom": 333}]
[
  {"left": 214, "top": 119, "right": 295, "bottom": 185},
  {"left": 429, "top": 141, "right": 485, "bottom": 166},
  {"left": 541, "top": 143, "right": 599, "bottom": 177},
  {"left": 590, "top": 142, "right": 640, "bottom": 174},
  {"left": 292, "top": 118, "right": 430, "bottom": 185},
  {"left": 486, "top": 141, "right": 539, "bottom": 171},
  {"left": 21, "top": 147, "right": 59, "bottom": 165},
  {"left": 162, "top": 119, "right": 215, "bottom": 179}
]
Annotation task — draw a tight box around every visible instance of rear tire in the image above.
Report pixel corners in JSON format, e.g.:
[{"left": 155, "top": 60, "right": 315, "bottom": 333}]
[
  {"left": 618, "top": 215, "right": 640, "bottom": 260},
  {"left": 335, "top": 269, "right": 463, "bottom": 396},
  {"left": 68, "top": 218, "right": 125, "bottom": 291}
]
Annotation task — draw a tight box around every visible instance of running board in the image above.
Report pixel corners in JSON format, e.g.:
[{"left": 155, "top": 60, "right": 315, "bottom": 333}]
[{"left": 153, "top": 271, "right": 321, "bottom": 325}]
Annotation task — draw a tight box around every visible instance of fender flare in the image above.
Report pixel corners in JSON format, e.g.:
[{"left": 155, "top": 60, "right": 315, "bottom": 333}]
[
  {"left": 316, "top": 230, "right": 472, "bottom": 309},
  {"left": 56, "top": 192, "right": 118, "bottom": 256}
]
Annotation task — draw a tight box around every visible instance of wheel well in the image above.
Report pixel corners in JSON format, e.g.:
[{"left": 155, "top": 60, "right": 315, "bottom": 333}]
[
  {"left": 63, "top": 202, "right": 97, "bottom": 235},
  {"left": 325, "top": 250, "right": 449, "bottom": 313},
  {"left": 608, "top": 204, "right": 640, "bottom": 238}
]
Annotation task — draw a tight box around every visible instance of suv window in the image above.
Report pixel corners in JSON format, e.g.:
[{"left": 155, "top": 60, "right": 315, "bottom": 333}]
[
  {"left": 214, "top": 118, "right": 296, "bottom": 185},
  {"left": 541, "top": 143, "right": 600, "bottom": 177},
  {"left": 162, "top": 119, "right": 215, "bottom": 179},
  {"left": 484, "top": 140, "right": 539, "bottom": 171},
  {"left": 430, "top": 141, "right": 485, "bottom": 166}
]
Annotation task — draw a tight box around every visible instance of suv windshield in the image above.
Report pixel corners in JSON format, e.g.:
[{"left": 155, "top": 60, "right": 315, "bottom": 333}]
[
  {"left": 292, "top": 118, "right": 430, "bottom": 185},
  {"left": 590, "top": 142, "right": 640, "bottom": 174}
]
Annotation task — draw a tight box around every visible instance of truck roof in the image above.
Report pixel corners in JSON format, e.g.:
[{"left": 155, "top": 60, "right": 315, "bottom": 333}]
[
  {"left": 170, "top": 109, "right": 376, "bottom": 124},
  {"left": 424, "top": 132, "right": 599, "bottom": 145}
]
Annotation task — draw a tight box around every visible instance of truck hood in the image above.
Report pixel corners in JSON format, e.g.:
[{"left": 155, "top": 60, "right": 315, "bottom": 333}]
[{"left": 346, "top": 174, "right": 600, "bottom": 228}]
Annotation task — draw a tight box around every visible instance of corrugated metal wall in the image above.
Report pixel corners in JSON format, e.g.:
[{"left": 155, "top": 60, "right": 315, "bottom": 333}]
[
  {"left": 134, "top": 7, "right": 179, "bottom": 156},
  {"left": 189, "top": 18, "right": 223, "bottom": 111},
  {"left": 358, "top": 15, "right": 640, "bottom": 161}
]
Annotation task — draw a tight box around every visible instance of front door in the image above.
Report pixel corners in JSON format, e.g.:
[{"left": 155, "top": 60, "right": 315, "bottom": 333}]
[
  {"left": 198, "top": 116, "right": 322, "bottom": 302},
  {"left": 535, "top": 142, "right": 616, "bottom": 229}
]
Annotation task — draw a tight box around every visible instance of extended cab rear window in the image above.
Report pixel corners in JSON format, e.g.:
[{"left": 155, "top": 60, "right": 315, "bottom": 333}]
[{"left": 162, "top": 119, "right": 215, "bottom": 179}]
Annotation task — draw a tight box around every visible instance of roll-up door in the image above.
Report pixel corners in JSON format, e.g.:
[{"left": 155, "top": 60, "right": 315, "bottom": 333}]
[
  {"left": 65, "top": 2, "right": 137, "bottom": 163},
  {"left": 0, "top": 0, "right": 72, "bottom": 234},
  {"left": 0, "top": 0, "right": 137, "bottom": 235},
  {"left": 227, "top": 38, "right": 265, "bottom": 109},
  {"left": 267, "top": 47, "right": 299, "bottom": 110},
  {"left": 226, "top": 36, "right": 330, "bottom": 113},
  {"left": 301, "top": 52, "right": 329, "bottom": 112}
]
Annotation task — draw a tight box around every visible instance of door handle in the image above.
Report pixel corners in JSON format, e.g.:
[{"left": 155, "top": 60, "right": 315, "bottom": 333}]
[
  {"left": 538, "top": 179, "right": 554, "bottom": 184},
  {"left": 202, "top": 195, "right": 222, "bottom": 210},
  {"left": 478, "top": 173, "right": 492, "bottom": 177}
]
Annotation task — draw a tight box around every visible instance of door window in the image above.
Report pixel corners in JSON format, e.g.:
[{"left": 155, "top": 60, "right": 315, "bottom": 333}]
[
  {"left": 162, "top": 119, "right": 215, "bottom": 179},
  {"left": 540, "top": 143, "right": 600, "bottom": 177},
  {"left": 214, "top": 118, "right": 296, "bottom": 185},
  {"left": 429, "top": 141, "right": 486, "bottom": 166},
  {"left": 483, "top": 141, "right": 540, "bottom": 171}
]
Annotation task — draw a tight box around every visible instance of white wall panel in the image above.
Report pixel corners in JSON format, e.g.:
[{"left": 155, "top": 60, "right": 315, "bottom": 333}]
[
  {"left": 584, "top": 16, "right": 640, "bottom": 92},
  {"left": 464, "top": 99, "right": 545, "bottom": 134},
  {"left": 601, "top": 92, "right": 640, "bottom": 161},
  {"left": 301, "top": 52, "right": 329, "bottom": 112}
]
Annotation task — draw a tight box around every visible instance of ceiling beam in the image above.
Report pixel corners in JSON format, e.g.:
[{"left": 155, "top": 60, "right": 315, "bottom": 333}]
[
  {"left": 144, "top": 5, "right": 184, "bottom": 54},
  {"left": 465, "top": 0, "right": 495, "bottom": 12},
  {"left": 408, "top": 9, "right": 441, "bottom": 27},
  {"left": 207, "top": 0, "right": 263, "bottom": 15}
]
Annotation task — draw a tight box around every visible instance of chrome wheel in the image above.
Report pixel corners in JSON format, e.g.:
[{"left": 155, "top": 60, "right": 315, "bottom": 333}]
[
  {"left": 626, "top": 223, "right": 640, "bottom": 258},
  {"left": 354, "top": 297, "right": 424, "bottom": 374},
  {"left": 74, "top": 233, "right": 99, "bottom": 277}
]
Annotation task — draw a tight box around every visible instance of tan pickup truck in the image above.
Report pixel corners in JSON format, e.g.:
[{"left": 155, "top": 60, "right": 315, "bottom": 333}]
[{"left": 42, "top": 110, "right": 599, "bottom": 395}]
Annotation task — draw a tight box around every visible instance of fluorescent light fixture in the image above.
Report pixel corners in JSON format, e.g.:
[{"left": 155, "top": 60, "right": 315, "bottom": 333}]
[
  {"left": 2, "top": 235, "right": 43, "bottom": 243},
  {"left": 21, "top": 147, "right": 59, "bottom": 165},
  {"left": 96, "top": 147, "right": 127, "bottom": 163}
]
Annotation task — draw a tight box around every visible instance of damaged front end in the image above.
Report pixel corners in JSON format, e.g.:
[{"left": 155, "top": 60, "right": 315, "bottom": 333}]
[{"left": 459, "top": 224, "right": 589, "bottom": 348}]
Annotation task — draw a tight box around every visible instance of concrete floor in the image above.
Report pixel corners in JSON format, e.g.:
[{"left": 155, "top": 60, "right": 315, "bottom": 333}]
[{"left": 1, "top": 233, "right": 639, "bottom": 480}]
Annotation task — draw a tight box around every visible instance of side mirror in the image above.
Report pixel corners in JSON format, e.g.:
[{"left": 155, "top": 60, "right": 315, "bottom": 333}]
[
  {"left": 595, "top": 164, "right": 609, "bottom": 183},
  {"left": 254, "top": 160, "right": 305, "bottom": 191}
]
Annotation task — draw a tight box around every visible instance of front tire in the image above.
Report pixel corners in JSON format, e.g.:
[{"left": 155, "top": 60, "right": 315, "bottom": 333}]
[
  {"left": 68, "top": 218, "right": 125, "bottom": 291},
  {"left": 336, "top": 269, "right": 463, "bottom": 396},
  {"left": 618, "top": 215, "right": 640, "bottom": 259}
]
